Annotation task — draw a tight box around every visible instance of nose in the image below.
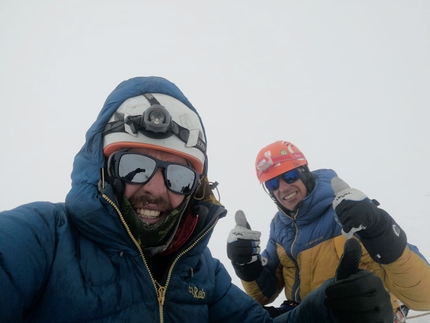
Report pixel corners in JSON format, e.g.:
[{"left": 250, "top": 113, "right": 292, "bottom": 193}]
[{"left": 139, "top": 168, "right": 167, "bottom": 195}]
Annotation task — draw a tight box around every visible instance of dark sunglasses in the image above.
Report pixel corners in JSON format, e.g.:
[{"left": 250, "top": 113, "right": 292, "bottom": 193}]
[
  {"left": 108, "top": 151, "right": 199, "bottom": 195},
  {"left": 264, "top": 168, "right": 301, "bottom": 191}
]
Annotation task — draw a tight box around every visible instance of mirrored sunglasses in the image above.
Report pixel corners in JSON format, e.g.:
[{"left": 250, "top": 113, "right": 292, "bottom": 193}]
[
  {"left": 108, "top": 151, "right": 199, "bottom": 195},
  {"left": 264, "top": 168, "right": 300, "bottom": 191}
]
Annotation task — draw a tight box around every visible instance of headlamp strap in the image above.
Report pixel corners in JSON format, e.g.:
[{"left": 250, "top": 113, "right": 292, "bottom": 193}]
[
  {"left": 142, "top": 93, "right": 159, "bottom": 105},
  {"left": 103, "top": 93, "right": 206, "bottom": 155}
]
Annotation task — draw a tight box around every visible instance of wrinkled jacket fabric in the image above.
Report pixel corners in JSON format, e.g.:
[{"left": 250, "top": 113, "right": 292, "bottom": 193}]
[
  {"left": 0, "top": 77, "right": 276, "bottom": 323},
  {"left": 242, "top": 169, "right": 430, "bottom": 311}
]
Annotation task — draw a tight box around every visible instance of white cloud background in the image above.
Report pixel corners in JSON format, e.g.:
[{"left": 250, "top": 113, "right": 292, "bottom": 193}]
[{"left": 1, "top": 1, "right": 429, "bottom": 321}]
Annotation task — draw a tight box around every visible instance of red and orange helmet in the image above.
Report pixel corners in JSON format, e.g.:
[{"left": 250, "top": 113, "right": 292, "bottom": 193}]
[{"left": 255, "top": 141, "right": 308, "bottom": 184}]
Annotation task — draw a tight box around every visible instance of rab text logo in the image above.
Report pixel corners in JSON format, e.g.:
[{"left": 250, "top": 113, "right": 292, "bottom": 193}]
[{"left": 189, "top": 286, "right": 206, "bottom": 299}]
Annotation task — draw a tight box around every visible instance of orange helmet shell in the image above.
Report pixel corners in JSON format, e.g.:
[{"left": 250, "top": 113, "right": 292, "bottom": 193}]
[{"left": 255, "top": 141, "right": 308, "bottom": 184}]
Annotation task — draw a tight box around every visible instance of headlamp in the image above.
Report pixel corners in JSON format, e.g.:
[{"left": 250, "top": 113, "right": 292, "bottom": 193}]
[
  {"left": 142, "top": 104, "right": 172, "bottom": 133},
  {"left": 103, "top": 93, "right": 206, "bottom": 156},
  {"left": 123, "top": 98, "right": 174, "bottom": 139}
]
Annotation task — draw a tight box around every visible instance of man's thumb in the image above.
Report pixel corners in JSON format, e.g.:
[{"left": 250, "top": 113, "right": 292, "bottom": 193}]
[
  {"left": 335, "top": 238, "right": 362, "bottom": 281},
  {"left": 235, "top": 210, "right": 251, "bottom": 229},
  {"left": 331, "top": 177, "right": 350, "bottom": 195}
]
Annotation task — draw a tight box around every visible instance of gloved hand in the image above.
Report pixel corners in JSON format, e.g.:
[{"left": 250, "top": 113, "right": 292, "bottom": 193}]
[
  {"left": 227, "top": 210, "right": 265, "bottom": 281},
  {"left": 273, "top": 239, "right": 394, "bottom": 323},
  {"left": 324, "top": 238, "right": 394, "bottom": 323},
  {"left": 331, "top": 177, "right": 406, "bottom": 264}
]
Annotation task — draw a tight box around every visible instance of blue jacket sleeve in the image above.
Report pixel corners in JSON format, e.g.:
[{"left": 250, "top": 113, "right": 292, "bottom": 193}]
[
  {"left": 0, "top": 203, "right": 63, "bottom": 322},
  {"left": 273, "top": 280, "right": 336, "bottom": 323},
  {"left": 207, "top": 257, "right": 273, "bottom": 323}
]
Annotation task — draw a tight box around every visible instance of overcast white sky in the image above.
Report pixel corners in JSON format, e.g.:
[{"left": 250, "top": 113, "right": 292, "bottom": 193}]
[{"left": 1, "top": 1, "right": 429, "bottom": 320}]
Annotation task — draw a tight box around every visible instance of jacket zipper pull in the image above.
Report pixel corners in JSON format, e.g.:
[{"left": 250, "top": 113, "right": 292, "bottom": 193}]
[{"left": 158, "top": 286, "right": 166, "bottom": 306}]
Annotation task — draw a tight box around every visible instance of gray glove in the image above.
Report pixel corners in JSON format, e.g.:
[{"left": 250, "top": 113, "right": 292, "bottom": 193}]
[
  {"left": 331, "top": 177, "right": 406, "bottom": 264},
  {"left": 227, "top": 210, "right": 266, "bottom": 281}
]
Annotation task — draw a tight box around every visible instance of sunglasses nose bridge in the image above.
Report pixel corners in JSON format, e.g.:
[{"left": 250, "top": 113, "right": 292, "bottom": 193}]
[
  {"left": 151, "top": 167, "right": 165, "bottom": 180},
  {"left": 270, "top": 172, "right": 298, "bottom": 191},
  {"left": 278, "top": 176, "right": 292, "bottom": 189},
  {"left": 140, "top": 168, "right": 169, "bottom": 193}
]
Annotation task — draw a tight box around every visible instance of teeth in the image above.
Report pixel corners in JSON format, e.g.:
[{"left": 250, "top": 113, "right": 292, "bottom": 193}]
[
  {"left": 136, "top": 209, "right": 160, "bottom": 218},
  {"left": 284, "top": 192, "right": 296, "bottom": 200}
]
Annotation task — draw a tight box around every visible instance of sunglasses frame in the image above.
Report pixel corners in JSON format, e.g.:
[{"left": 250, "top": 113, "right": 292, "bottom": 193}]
[
  {"left": 107, "top": 151, "right": 199, "bottom": 195},
  {"left": 264, "top": 168, "right": 301, "bottom": 191}
]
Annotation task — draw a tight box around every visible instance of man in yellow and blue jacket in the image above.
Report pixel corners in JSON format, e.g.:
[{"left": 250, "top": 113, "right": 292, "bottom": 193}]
[{"left": 227, "top": 140, "right": 430, "bottom": 322}]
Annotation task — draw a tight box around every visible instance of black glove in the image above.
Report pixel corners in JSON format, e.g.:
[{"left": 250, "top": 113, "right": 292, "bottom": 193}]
[
  {"left": 331, "top": 177, "right": 406, "bottom": 264},
  {"left": 324, "top": 238, "right": 394, "bottom": 323},
  {"left": 227, "top": 210, "right": 266, "bottom": 281},
  {"left": 264, "top": 306, "right": 286, "bottom": 318},
  {"left": 273, "top": 239, "right": 393, "bottom": 323},
  {"left": 264, "top": 301, "right": 299, "bottom": 318}
]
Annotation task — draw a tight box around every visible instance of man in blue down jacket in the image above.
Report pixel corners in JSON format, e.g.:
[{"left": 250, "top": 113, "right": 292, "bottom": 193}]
[{"left": 0, "top": 76, "right": 393, "bottom": 322}]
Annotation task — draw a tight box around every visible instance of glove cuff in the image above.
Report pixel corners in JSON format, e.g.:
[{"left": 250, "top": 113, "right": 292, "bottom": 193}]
[
  {"left": 359, "top": 209, "right": 406, "bottom": 264},
  {"left": 231, "top": 257, "right": 263, "bottom": 282}
]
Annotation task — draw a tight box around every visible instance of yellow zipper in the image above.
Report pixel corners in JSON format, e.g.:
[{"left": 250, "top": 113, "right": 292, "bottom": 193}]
[
  {"left": 102, "top": 193, "right": 219, "bottom": 322},
  {"left": 156, "top": 282, "right": 167, "bottom": 305},
  {"left": 285, "top": 209, "right": 299, "bottom": 258},
  {"left": 281, "top": 208, "right": 300, "bottom": 302},
  {"left": 102, "top": 194, "right": 163, "bottom": 321},
  {"left": 162, "top": 217, "right": 219, "bottom": 305}
]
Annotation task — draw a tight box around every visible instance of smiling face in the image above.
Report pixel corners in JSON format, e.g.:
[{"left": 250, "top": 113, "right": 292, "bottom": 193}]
[
  {"left": 271, "top": 177, "right": 308, "bottom": 212},
  {"left": 123, "top": 148, "right": 188, "bottom": 225}
]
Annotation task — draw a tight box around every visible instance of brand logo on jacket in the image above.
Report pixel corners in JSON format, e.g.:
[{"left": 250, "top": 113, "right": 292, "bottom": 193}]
[
  {"left": 189, "top": 286, "right": 206, "bottom": 299},
  {"left": 392, "top": 224, "right": 401, "bottom": 237},
  {"left": 305, "top": 236, "right": 324, "bottom": 247}
]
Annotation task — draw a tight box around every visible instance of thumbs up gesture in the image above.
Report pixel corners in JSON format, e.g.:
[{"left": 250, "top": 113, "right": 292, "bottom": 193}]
[
  {"left": 227, "top": 210, "right": 262, "bottom": 265},
  {"left": 331, "top": 177, "right": 406, "bottom": 264},
  {"left": 324, "top": 239, "right": 394, "bottom": 322},
  {"left": 331, "top": 177, "right": 379, "bottom": 239}
]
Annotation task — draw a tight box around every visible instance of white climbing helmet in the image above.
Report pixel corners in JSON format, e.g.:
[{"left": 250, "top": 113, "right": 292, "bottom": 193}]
[{"left": 103, "top": 93, "right": 207, "bottom": 174}]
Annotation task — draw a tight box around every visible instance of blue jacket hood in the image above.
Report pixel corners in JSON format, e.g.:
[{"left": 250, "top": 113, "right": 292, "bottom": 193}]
[{"left": 65, "top": 77, "right": 208, "bottom": 250}]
